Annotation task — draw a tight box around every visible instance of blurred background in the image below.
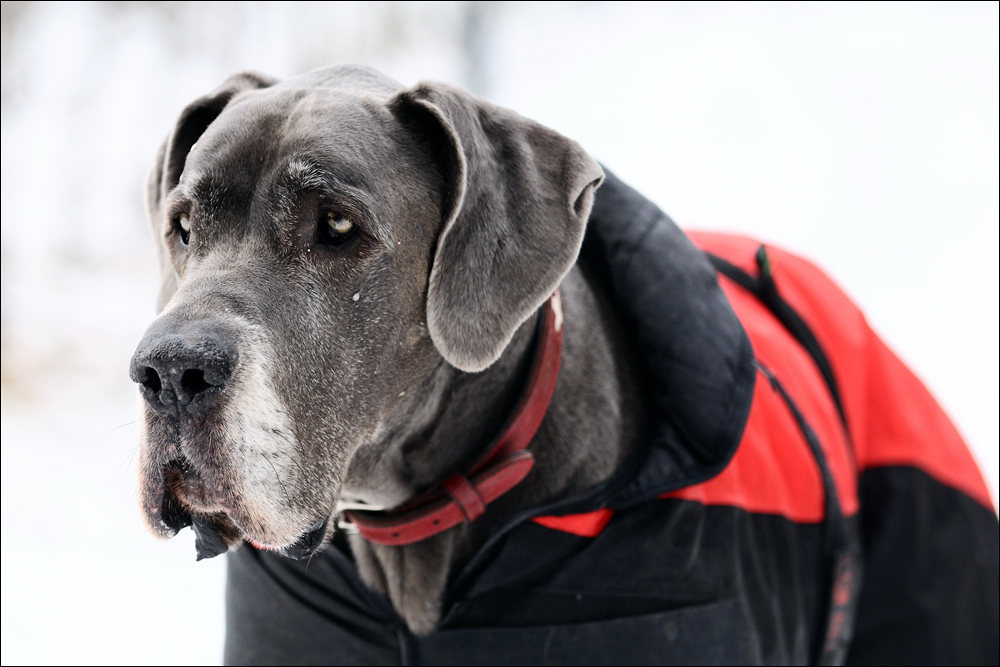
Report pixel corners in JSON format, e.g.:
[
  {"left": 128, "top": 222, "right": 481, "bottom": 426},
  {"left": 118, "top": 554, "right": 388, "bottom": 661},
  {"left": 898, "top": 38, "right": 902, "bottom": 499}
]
[{"left": 1, "top": 2, "right": 996, "bottom": 664}]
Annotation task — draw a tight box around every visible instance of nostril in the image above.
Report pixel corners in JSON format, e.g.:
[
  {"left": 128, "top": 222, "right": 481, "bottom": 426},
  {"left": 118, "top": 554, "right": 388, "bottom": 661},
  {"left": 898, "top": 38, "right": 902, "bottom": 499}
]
[
  {"left": 181, "top": 369, "right": 212, "bottom": 396},
  {"left": 141, "top": 367, "right": 162, "bottom": 393}
]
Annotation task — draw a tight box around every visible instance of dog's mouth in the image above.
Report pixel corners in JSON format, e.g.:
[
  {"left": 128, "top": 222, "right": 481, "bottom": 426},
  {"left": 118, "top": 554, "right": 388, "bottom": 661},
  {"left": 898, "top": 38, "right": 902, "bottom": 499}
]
[
  {"left": 165, "top": 458, "right": 225, "bottom": 514},
  {"left": 152, "top": 457, "right": 330, "bottom": 561},
  {"left": 156, "top": 458, "right": 238, "bottom": 560}
]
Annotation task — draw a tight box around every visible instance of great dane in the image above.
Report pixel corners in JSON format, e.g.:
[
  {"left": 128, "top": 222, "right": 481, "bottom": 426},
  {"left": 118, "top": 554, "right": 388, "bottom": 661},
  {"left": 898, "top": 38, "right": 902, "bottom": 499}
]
[
  {"left": 131, "top": 64, "right": 642, "bottom": 633},
  {"left": 129, "top": 65, "right": 999, "bottom": 665}
]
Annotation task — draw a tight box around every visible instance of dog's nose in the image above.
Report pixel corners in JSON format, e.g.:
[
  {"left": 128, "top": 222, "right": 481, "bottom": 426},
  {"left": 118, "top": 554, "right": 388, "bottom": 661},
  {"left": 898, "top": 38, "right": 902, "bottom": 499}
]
[{"left": 130, "top": 329, "right": 236, "bottom": 417}]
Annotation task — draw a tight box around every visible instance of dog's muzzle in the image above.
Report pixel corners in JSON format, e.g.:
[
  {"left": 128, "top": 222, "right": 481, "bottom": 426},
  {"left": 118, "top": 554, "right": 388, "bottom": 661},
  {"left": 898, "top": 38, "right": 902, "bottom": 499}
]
[{"left": 132, "top": 317, "right": 331, "bottom": 561}]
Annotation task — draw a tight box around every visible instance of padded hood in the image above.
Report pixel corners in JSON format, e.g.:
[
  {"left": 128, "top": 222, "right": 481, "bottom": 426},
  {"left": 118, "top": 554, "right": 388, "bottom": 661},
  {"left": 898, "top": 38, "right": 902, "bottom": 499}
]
[{"left": 578, "top": 168, "right": 756, "bottom": 508}]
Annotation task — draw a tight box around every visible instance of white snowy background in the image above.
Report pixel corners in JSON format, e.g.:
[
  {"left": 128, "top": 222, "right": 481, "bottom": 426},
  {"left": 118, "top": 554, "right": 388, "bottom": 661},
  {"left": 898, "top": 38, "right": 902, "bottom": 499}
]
[{"left": 1, "top": 2, "right": 996, "bottom": 664}]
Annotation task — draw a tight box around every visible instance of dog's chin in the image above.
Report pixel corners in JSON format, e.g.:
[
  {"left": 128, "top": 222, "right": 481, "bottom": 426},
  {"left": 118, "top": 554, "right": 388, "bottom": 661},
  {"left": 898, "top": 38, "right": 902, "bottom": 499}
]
[{"left": 250, "top": 518, "right": 331, "bottom": 560}]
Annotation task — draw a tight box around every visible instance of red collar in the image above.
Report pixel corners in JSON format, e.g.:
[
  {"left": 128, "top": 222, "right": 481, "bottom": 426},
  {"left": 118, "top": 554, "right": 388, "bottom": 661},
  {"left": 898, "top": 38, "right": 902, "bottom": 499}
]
[{"left": 343, "top": 290, "right": 564, "bottom": 546}]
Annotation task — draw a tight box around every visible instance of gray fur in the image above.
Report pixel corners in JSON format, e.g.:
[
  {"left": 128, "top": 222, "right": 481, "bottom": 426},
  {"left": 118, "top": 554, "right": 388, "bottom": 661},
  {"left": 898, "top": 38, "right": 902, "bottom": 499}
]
[{"left": 133, "top": 64, "right": 647, "bottom": 633}]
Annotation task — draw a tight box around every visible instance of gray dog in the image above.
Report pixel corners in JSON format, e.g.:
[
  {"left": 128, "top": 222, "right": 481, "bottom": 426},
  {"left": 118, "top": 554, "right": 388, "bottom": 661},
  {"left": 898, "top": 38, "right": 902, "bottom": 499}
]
[
  {"left": 131, "top": 65, "right": 998, "bottom": 664},
  {"left": 132, "top": 64, "right": 639, "bottom": 633}
]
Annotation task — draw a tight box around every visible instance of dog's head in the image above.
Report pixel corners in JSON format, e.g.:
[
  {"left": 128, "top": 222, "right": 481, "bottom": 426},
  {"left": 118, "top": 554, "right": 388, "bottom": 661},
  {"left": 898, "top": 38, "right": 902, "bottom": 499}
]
[{"left": 131, "top": 65, "right": 602, "bottom": 558}]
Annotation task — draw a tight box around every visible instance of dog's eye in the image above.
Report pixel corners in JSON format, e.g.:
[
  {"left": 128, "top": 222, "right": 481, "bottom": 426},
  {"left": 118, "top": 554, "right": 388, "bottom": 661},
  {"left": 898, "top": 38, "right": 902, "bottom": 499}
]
[
  {"left": 175, "top": 214, "right": 191, "bottom": 246},
  {"left": 328, "top": 213, "right": 354, "bottom": 234},
  {"left": 319, "top": 212, "right": 356, "bottom": 246}
]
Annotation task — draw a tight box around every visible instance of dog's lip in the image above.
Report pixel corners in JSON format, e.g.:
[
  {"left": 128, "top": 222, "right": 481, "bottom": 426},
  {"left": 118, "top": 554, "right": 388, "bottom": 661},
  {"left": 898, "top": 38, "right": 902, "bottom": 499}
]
[
  {"left": 174, "top": 483, "right": 226, "bottom": 514},
  {"left": 164, "top": 459, "right": 227, "bottom": 514},
  {"left": 192, "top": 514, "right": 233, "bottom": 560}
]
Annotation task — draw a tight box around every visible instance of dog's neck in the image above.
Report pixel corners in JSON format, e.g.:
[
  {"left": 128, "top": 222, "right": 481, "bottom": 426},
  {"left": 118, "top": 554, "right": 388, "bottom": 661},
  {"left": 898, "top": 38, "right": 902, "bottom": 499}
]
[{"left": 342, "top": 265, "right": 648, "bottom": 634}]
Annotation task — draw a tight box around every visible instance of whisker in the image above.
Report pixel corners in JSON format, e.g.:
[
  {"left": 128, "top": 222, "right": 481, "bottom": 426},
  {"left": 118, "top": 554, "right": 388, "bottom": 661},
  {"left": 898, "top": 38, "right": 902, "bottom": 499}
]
[
  {"left": 91, "top": 420, "right": 138, "bottom": 447},
  {"left": 262, "top": 452, "right": 292, "bottom": 507},
  {"left": 115, "top": 447, "right": 138, "bottom": 484}
]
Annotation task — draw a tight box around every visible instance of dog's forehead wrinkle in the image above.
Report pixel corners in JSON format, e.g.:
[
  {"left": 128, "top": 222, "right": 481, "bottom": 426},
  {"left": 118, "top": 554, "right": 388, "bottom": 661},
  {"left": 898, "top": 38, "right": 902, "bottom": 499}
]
[
  {"left": 173, "top": 167, "right": 204, "bottom": 200},
  {"left": 185, "top": 165, "right": 255, "bottom": 216},
  {"left": 282, "top": 155, "right": 337, "bottom": 191}
]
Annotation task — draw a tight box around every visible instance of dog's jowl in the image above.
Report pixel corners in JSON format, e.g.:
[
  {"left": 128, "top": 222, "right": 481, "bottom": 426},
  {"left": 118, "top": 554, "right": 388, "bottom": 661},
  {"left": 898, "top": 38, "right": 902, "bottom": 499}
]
[{"left": 131, "top": 65, "right": 998, "bottom": 665}]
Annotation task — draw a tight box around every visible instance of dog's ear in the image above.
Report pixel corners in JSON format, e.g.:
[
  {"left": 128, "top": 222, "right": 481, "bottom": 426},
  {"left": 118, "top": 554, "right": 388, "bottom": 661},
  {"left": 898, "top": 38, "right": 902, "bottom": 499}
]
[
  {"left": 145, "top": 71, "right": 276, "bottom": 310},
  {"left": 389, "top": 83, "right": 604, "bottom": 372},
  {"left": 144, "top": 138, "right": 178, "bottom": 311},
  {"left": 162, "top": 71, "right": 276, "bottom": 196},
  {"left": 147, "top": 71, "right": 276, "bottom": 220}
]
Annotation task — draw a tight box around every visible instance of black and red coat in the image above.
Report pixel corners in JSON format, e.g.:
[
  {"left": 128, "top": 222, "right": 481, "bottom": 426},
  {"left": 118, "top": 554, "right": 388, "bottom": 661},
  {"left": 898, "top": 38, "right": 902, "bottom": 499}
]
[{"left": 225, "top": 171, "right": 998, "bottom": 666}]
